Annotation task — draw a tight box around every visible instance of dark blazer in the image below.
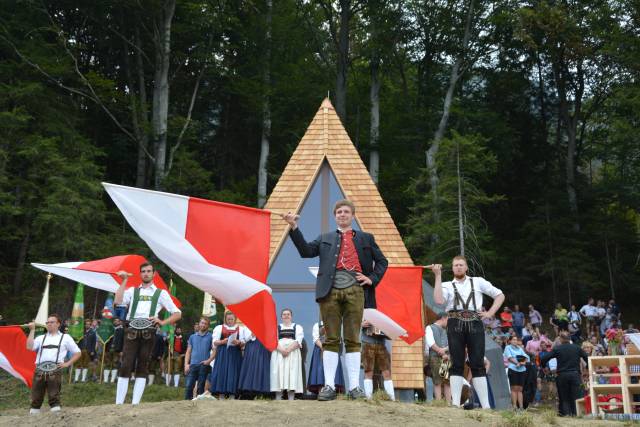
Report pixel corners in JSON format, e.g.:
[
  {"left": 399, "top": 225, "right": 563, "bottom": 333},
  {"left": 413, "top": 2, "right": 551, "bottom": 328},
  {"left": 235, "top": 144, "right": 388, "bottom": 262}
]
[{"left": 289, "top": 227, "right": 388, "bottom": 308}]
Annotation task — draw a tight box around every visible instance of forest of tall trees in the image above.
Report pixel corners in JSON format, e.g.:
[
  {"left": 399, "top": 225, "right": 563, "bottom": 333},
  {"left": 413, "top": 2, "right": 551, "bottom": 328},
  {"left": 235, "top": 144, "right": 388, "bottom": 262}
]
[{"left": 1, "top": 0, "right": 638, "bottom": 323}]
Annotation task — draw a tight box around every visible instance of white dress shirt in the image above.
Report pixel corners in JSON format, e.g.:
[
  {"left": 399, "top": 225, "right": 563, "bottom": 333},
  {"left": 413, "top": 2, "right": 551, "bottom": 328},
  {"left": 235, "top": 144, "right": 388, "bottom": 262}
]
[
  {"left": 441, "top": 276, "right": 503, "bottom": 312},
  {"left": 122, "top": 283, "right": 180, "bottom": 319}
]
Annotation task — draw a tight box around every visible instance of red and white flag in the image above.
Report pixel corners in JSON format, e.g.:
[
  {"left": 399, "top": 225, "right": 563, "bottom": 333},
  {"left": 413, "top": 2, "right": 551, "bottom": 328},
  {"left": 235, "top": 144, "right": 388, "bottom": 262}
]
[
  {"left": 363, "top": 266, "right": 424, "bottom": 344},
  {"left": 103, "top": 183, "right": 277, "bottom": 351},
  {"left": 32, "top": 254, "right": 181, "bottom": 308},
  {"left": 0, "top": 326, "right": 36, "bottom": 388}
]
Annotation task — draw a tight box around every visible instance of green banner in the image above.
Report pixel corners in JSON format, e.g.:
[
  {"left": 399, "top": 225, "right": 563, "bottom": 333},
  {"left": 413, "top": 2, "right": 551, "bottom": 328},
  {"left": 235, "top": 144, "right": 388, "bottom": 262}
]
[
  {"left": 68, "top": 283, "right": 84, "bottom": 340},
  {"left": 97, "top": 293, "right": 115, "bottom": 344},
  {"left": 162, "top": 280, "right": 176, "bottom": 349}
]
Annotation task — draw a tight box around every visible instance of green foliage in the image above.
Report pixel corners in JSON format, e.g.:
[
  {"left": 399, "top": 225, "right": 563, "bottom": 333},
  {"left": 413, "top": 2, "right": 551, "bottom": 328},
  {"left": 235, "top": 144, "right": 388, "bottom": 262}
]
[
  {"left": 405, "top": 132, "right": 504, "bottom": 273},
  {"left": 0, "top": 0, "right": 638, "bottom": 325}
]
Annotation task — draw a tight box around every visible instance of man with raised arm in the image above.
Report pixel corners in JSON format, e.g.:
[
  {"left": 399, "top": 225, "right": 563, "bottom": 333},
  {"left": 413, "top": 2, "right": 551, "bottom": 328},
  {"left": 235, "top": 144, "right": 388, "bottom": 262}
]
[
  {"left": 113, "top": 262, "right": 181, "bottom": 405},
  {"left": 26, "top": 314, "right": 81, "bottom": 414},
  {"left": 428, "top": 256, "right": 505, "bottom": 409},
  {"left": 282, "top": 199, "right": 388, "bottom": 401}
]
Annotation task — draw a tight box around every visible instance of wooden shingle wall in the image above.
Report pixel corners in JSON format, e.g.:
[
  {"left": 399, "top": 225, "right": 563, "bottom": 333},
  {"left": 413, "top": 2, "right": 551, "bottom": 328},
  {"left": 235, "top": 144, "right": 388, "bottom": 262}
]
[{"left": 264, "top": 98, "right": 424, "bottom": 389}]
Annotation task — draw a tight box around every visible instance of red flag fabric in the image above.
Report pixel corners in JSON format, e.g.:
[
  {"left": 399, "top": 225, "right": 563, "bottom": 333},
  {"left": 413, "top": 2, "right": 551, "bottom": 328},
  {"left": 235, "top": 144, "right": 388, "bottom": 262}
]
[
  {"left": 363, "top": 266, "right": 424, "bottom": 344},
  {"left": 32, "top": 255, "right": 181, "bottom": 308},
  {"left": 0, "top": 326, "right": 36, "bottom": 388},
  {"left": 103, "top": 183, "right": 277, "bottom": 351}
]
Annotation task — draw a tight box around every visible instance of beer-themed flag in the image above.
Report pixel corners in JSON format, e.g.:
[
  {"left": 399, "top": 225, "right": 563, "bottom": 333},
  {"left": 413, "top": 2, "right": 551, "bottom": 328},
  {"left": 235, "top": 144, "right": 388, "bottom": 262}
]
[
  {"left": 362, "top": 266, "right": 424, "bottom": 344},
  {"left": 31, "top": 254, "right": 181, "bottom": 308},
  {"left": 68, "top": 283, "right": 84, "bottom": 340},
  {"left": 103, "top": 183, "right": 277, "bottom": 351},
  {"left": 0, "top": 326, "right": 36, "bottom": 388},
  {"left": 97, "top": 293, "right": 115, "bottom": 344}
]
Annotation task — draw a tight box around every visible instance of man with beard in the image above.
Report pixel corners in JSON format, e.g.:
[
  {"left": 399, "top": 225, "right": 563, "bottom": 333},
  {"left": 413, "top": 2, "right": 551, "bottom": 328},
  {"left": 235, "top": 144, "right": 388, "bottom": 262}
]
[
  {"left": 429, "top": 256, "right": 505, "bottom": 409},
  {"left": 114, "top": 262, "right": 181, "bottom": 405}
]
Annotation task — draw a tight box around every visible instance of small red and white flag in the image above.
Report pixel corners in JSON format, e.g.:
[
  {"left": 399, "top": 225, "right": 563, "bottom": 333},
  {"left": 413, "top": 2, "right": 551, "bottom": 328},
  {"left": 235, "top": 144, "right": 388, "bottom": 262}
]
[
  {"left": 0, "top": 326, "right": 36, "bottom": 388},
  {"left": 103, "top": 183, "right": 277, "bottom": 351},
  {"left": 363, "top": 266, "right": 424, "bottom": 344},
  {"left": 32, "top": 255, "right": 181, "bottom": 308}
]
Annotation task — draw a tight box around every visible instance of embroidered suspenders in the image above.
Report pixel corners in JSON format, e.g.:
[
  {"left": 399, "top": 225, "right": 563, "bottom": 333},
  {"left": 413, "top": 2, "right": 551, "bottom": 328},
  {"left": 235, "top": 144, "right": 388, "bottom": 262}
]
[
  {"left": 36, "top": 333, "right": 65, "bottom": 373},
  {"left": 129, "top": 287, "right": 162, "bottom": 319},
  {"left": 452, "top": 278, "right": 477, "bottom": 312}
]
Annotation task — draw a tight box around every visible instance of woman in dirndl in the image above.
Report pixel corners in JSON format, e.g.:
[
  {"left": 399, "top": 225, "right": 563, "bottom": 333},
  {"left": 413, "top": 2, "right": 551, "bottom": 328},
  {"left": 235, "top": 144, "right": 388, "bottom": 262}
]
[
  {"left": 270, "top": 308, "right": 304, "bottom": 400},
  {"left": 209, "top": 311, "right": 244, "bottom": 399},
  {"left": 238, "top": 326, "right": 271, "bottom": 398},
  {"left": 307, "top": 321, "right": 345, "bottom": 394}
]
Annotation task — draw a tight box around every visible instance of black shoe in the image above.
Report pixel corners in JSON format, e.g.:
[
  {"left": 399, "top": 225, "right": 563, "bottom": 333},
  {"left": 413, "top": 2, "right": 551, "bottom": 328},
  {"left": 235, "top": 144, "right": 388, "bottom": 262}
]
[
  {"left": 348, "top": 387, "right": 366, "bottom": 400},
  {"left": 318, "top": 385, "right": 337, "bottom": 401},
  {"left": 463, "top": 400, "right": 475, "bottom": 410}
]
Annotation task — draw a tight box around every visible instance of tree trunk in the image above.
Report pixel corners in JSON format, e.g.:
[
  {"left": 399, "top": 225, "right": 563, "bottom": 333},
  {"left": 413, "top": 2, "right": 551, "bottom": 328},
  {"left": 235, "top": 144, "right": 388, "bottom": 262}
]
[
  {"left": 135, "top": 28, "right": 150, "bottom": 188},
  {"left": 368, "top": 6, "right": 380, "bottom": 185},
  {"left": 545, "top": 201, "right": 558, "bottom": 303},
  {"left": 605, "top": 236, "right": 615, "bottom": 299},
  {"left": 456, "top": 140, "right": 464, "bottom": 256},
  {"left": 13, "top": 222, "right": 30, "bottom": 294},
  {"left": 335, "top": 0, "right": 351, "bottom": 122},
  {"left": 152, "top": 0, "right": 175, "bottom": 190},
  {"left": 257, "top": 0, "right": 272, "bottom": 208},
  {"left": 426, "top": 0, "right": 475, "bottom": 220},
  {"left": 553, "top": 55, "right": 582, "bottom": 231},
  {"left": 368, "top": 49, "right": 380, "bottom": 185},
  {"left": 122, "top": 29, "right": 149, "bottom": 188}
]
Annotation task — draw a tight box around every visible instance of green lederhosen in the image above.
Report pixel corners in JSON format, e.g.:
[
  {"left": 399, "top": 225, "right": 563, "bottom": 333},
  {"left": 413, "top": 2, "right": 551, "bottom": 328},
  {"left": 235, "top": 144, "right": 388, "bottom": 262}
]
[{"left": 119, "top": 288, "right": 162, "bottom": 378}]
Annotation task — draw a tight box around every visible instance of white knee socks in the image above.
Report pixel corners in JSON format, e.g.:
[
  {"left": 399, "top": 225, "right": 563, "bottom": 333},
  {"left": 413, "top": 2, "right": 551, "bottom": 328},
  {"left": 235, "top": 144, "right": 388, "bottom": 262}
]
[
  {"left": 103, "top": 370, "right": 110, "bottom": 383},
  {"left": 148, "top": 374, "right": 155, "bottom": 385},
  {"left": 472, "top": 377, "right": 491, "bottom": 409},
  {"left": 383, "top": 380, "right": 395, "bottom": 401},
  {"left": 345, "top": 352, "right": 361, "bottom": 391},
  {"left": 173, "top": 374, "right": 180, "bottom": 387},
  {"left": 116, "top": 377, "right": 129, "bottom": 404},
  {"left": 165, "top": 373, "right": 171, "bottom": 386},
  {"left": 74, "top": 369, "right": 81, "bottom": 382},
  {"left": 288, "top": 391, "right": 295, "bottom": 401},
  {"left": 131, "top": 377, "right": 146, "bottom": 405},
  {"left": 450, "top": 375, "right": 464, "bottom": 407},
  {"left": 110, "top": 369, "right": 118, "bottom": 383},
  {"left": 275, "top": 391, "right": 282, "bottom": 400},
  {"left": 322, "top": 351, "right": 339, "bottom": 389},
  {"left": 81, "top": 368, "right": 88, "bottom": 382},
  {"left": 363, "top": 378, "right": 373, "bottom": 398}
]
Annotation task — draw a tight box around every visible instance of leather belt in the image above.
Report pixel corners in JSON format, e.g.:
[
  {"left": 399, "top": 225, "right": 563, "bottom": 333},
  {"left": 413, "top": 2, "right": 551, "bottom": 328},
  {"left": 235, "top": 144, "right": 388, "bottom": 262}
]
[
  {"left": 128, "top": 318, "right": 155, "bottom": 330},
  {"left": 333, "top": 270, "right": 357, "bottom": 289},
  {"left": 448, "top": 310, "right": 481, "bottom": 321},
  {"left": 36, "top": 361, "right": 60, "bottom": 373}
]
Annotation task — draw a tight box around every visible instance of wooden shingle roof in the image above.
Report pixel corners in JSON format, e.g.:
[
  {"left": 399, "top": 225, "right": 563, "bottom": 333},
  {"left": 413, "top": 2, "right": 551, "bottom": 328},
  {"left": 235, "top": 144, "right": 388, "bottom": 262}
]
[
  {"left": 265, "top": 98, "right": 413, "bottom": 266},
  {"left": 264, "top": 98, "right": 423, "bottom": 390}
]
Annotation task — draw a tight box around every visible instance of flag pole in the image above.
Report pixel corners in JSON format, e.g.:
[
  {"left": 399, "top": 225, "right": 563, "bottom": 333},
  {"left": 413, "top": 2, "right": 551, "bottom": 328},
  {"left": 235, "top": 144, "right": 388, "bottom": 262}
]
[
  {"left": 99, "top": 341, "right": 106, "bottom": 384},
  {"left": 99, "top": 336, "right": 112, "bottom": 384}
]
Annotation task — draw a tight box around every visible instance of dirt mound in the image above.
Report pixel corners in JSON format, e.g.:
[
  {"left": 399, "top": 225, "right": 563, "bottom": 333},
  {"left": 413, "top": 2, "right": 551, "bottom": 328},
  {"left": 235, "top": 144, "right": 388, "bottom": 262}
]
[{"left": 0, "top": 398, "right": 623, "bottom": 427}]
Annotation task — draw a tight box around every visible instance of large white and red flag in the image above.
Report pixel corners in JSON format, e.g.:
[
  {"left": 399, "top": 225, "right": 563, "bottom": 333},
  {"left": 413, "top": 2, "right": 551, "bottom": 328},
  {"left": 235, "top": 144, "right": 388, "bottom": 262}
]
[
  {"left": 32, "top": 255, "right": 181, "bottom": 308},
  {"left": 102, "top": 183, "right": 277, "bottom": 351},
  {"left": 0, "top": 326, "right": 36, "bottom": 388},
  {"left": 362, "top": 266, "right": 424, "bottom": 344}
]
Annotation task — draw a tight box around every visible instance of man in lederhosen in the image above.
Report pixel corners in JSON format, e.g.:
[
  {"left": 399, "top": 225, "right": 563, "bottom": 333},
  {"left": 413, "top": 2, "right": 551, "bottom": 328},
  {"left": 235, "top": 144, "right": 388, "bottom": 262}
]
[
  {"left": 26, "top": 314, "right": 81, "bottom": 414},
  {"left": 114, "top": 262, "right": 181, "bottom": 405},
  {"left": 283, "top": 199, "right": 388, "bottom": 400},
  {"left": 429, "top": 256, "right": 504, "bottom": 409}
]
